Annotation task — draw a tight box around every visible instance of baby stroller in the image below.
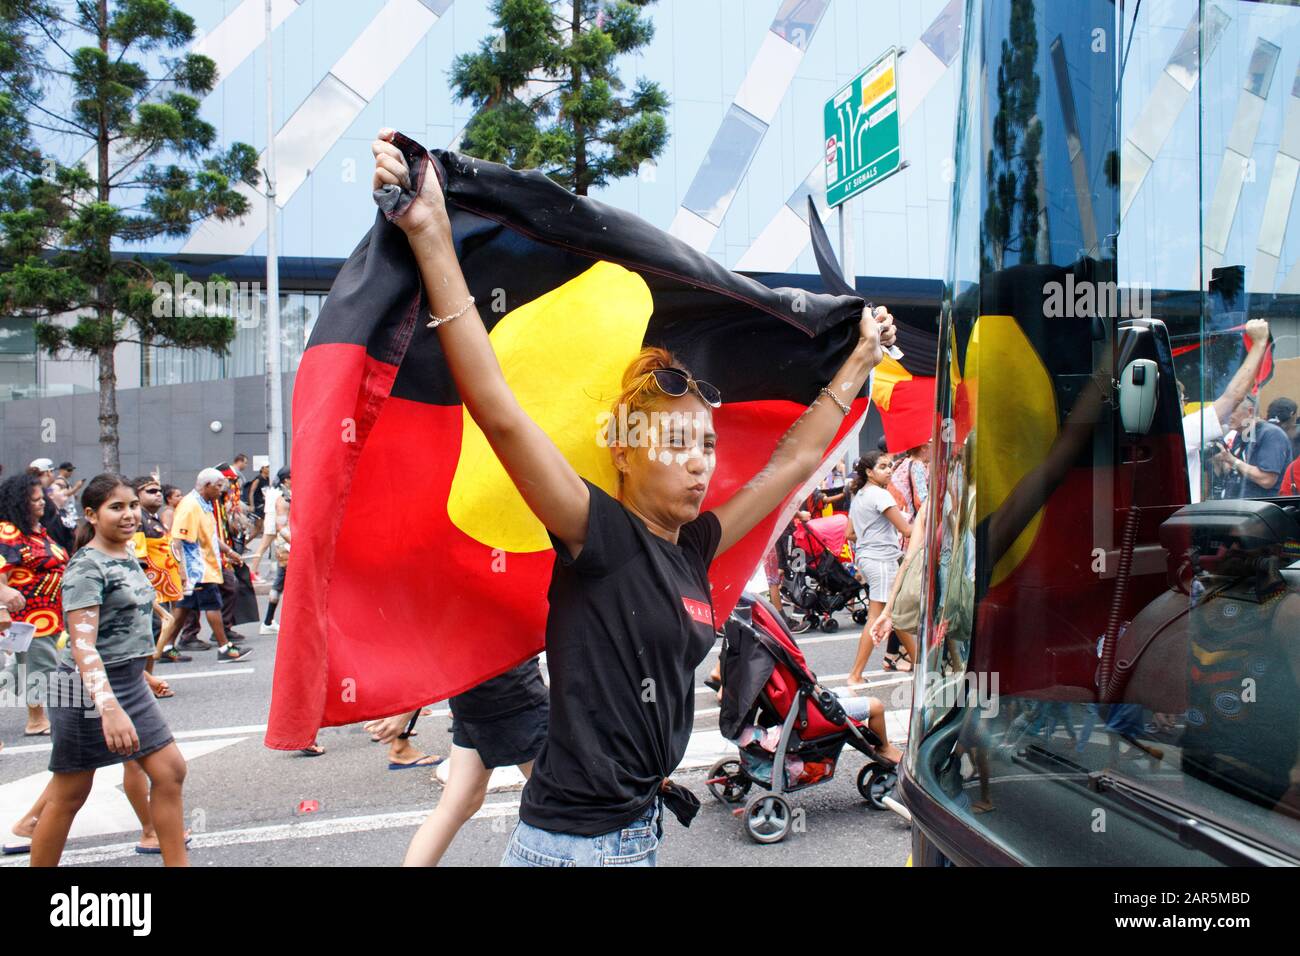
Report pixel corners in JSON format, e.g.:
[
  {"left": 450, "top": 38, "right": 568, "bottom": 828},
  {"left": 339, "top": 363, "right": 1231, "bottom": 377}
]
[
  {"left": 783, "top": 515, "right": 869, "bottom": 633},
  {"left": 706, "top": 594, "right": 899, "bottom": 844}
]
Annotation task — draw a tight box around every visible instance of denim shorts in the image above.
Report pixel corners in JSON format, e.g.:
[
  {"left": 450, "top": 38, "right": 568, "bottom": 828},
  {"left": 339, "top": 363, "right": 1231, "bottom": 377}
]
[{"left": 500, "top": 800, "right": 660, "bottom": 867}]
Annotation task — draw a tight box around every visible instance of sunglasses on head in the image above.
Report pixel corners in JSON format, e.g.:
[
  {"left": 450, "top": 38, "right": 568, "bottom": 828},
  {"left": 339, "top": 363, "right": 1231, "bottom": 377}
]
[{"left": 649, "top": 368, "right": 721, "bottom": 408}]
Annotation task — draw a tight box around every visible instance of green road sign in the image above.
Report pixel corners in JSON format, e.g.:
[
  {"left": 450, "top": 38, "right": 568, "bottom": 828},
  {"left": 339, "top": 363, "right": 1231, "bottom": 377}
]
[{"left": 824, "top": 48, "right": 902, "bottom": 207}]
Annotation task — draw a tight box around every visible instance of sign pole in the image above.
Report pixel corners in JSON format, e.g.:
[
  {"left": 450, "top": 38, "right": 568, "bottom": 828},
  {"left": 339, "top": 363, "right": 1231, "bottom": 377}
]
[
  {"left": 839, "top": 197, "right": 861, "bottom": 469},
  {"left": 265, "top": 0, "right": 285, "bottom": 477},
  {"left": 838, "top": 199, "right": 855, "bottom": 292}
]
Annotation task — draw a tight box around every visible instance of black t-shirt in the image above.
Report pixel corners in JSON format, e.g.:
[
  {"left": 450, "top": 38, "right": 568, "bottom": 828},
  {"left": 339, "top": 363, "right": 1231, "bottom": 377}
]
[
  {"left": 518, "top": 479, "right": 722, "bottom": 837},
  {"left": 449, "top": 657, "right": 547, "bottom": 722}
]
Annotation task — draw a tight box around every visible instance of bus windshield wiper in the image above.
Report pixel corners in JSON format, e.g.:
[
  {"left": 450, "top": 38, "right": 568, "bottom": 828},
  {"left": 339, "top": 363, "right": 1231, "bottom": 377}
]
[
  {"left": 1016, "top": 744, "right": 1299, "bottom": 866},
  {"left": 1091, "top": 773, "right": 1298, "bottom": 866}
]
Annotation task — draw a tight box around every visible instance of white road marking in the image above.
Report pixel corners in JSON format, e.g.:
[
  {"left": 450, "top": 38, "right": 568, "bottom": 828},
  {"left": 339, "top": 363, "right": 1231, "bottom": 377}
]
[
  {"left": 0, "top": 798, "right": 527, "bottom": 867},
  {"left": 2, "top": 723, "right": 269, "bottom": 757},
  {"left": 0, "top": 737, "right": 247, "bottom": 843},
  {"left": 159, "top": 667, "right": 255, "bottom": 680}
]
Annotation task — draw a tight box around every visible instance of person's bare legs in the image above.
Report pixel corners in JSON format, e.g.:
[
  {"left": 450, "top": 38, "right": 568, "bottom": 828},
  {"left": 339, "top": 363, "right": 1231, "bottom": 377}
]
[
  {"left": 388, "top": 735, "right": 440, "bottom": 767},
  {"left": 154, "top": 608, "right": 181, "bottom": 658},
  {"left": 163, "top": 605, "right": 193, "bottom": 652},
  {"left": 204, "top": 608, "right": 232, "bottom": 650},
  {"left": 864, "top": 697, "right": 903, "bottom": 764},
  {"left": 119, "top": 760, "right": 156, "bottom": 848},
  {"left": 24, "top": 704, "right": 48, "bottom": 735},
  {"left": 848, "top": 600, "right": 887, "bottom": 684},
  {"left": 248, "top": 532, "right": 274, "bottom": 575},
  {"left": 29, "top": 771, "right": 94, "bottom": 866},
  {"left": 403, "top": 747, "right": 532, "bottom": 866},
  {"left": 10, "top": 787, "right": 48, "bottom": 841},
  {"left": 895, "top": 628, "right": 917, "bottom": 668},
  {"left": 135, "top": 744, "right": 189, "bottom": 866}
]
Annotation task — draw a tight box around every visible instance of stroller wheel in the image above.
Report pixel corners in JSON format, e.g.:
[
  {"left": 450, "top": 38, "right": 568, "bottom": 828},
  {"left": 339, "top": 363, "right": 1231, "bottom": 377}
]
[
  {"left": 706, "top": 758, "right": 751, "bottom": 804},
  {"left": 857, "top": 764, "right": 898, "bottom": 810},
  {"left": 852, "top": 608, "right": 868, "bottom": 625},
  {"left": 743, "top": 792, "right": 793, "bottom": 844},
  {"left": 820, "top": 616, "right": 840, "bottom": 633}
]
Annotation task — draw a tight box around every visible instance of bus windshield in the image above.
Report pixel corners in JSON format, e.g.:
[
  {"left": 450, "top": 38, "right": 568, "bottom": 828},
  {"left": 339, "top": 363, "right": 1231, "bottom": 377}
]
[{"left": 910, "top": 0, "right": 1300, "bottom": 866}]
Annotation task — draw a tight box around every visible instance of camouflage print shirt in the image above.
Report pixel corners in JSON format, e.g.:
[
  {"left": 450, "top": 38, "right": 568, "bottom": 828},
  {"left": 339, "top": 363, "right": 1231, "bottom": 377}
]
[{"left": 61, "top": 545, "right": 157, "bottom": 666}]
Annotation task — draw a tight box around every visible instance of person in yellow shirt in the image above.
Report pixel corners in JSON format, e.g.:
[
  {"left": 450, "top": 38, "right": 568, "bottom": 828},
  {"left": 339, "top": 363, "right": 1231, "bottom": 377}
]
[{"left": 167, "top": 469, "right": 251, "bottom": 663}]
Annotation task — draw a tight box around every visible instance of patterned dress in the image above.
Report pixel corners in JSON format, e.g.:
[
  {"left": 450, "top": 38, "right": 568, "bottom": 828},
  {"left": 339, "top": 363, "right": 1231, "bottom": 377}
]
[
  {"left": 0, "top": 521, "right": 68, "bottom": 637},
  {"left": 132, "top": 508, "right": 182, "bottom": 603}
]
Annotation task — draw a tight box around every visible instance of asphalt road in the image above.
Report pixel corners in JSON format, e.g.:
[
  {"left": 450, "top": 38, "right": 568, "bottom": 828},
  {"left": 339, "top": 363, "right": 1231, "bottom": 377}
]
[{"left": 0, "top": 587, "right": 913, "bottom": 868}]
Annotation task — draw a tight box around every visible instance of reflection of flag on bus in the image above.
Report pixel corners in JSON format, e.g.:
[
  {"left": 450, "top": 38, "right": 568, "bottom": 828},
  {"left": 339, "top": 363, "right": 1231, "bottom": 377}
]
[
  {"left": 266, "top": 133, "right": 871, "bottom": 749},
  {"left": 1171, "top": 324, "right": 1275, "bottom": 394}
]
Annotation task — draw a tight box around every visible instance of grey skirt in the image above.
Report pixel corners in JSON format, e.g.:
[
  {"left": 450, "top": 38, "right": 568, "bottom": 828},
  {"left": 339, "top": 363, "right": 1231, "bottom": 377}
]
[{"left": 48, "top": 656, "right": 175, "bottom": 773}]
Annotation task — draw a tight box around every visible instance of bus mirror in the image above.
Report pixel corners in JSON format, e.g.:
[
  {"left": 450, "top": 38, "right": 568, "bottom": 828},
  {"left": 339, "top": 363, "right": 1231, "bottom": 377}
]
[{"left": 1119, "top": 359, "right": 1158, "bottom": 435}]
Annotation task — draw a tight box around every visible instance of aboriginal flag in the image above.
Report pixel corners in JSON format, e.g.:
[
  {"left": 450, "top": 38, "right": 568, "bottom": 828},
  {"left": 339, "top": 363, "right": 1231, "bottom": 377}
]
[{"left": 266, "top": 132, "right": 871, "bottom": 749}]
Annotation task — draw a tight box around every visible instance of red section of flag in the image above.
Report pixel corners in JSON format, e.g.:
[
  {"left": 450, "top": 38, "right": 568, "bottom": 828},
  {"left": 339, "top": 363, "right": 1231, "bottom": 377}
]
[
  {"left": 266, "top": 339, "right": 867, "bottom": 749},
  {"left": 877, "top": 376, "right": 937, "bottom": 452},
  {"left": 1170, "top": 326, "right": 1274, "bottom": 391}
]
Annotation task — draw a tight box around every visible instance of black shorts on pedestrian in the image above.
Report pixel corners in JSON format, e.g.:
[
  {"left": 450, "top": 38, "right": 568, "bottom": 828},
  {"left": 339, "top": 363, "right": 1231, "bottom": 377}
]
[
  {"left": 179, "top": 582, "right": 222, "bottom": 611},
  {"left": 48, "top": 657, "right": 175, "bottom": 773},
  {"left": 451, "top": 700, "right": 548, "bottom": 769}
]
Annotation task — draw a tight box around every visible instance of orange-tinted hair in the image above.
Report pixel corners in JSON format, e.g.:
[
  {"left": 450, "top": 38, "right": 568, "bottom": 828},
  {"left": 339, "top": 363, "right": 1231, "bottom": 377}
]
[{"left": 607, "top": 347, "right": 696, "bottom": 484}]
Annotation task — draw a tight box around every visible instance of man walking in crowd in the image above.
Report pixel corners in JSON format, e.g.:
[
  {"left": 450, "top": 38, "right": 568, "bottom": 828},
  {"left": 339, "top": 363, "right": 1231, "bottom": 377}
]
[
  {"left": 260, "top": 467, "right": 291, "bottom": 634},
  {"left": 1179, "top": 318, "right": 1270, "bottom": 502},
  {"left": 133, "top": 475, "right": 189, "bottom": 666},
  {"left": 167, "top": 469, "right": 252, "bottom": 663},
  {"left": 56, "top": 463, "right": 83, "bottom": 498},
  {"left": 174, "top": 467, "right": 255, "bottom": 650},
  {"left": 1216, "top": 396, "right": 1293, "bottom": 498},
  {"left": 1267, "top": 396, "right": 1299, "bottom": 463}
]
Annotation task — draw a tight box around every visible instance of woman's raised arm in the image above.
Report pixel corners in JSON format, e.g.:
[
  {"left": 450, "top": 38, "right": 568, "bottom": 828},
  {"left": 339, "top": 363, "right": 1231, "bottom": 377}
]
[
  {"left": 372, "top": 130, "right": 590, "bottom": 558},
  {"left": 711, "top": 308, "right": 895, "bottom": 556}
]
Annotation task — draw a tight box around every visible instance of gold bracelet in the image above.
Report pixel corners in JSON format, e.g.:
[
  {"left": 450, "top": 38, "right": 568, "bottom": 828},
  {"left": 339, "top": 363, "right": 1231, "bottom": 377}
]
[
  {"left": 819, "top": 386, "right": 851, "bottom": 416},
  {"left": 428, "top": 295, "right": 475, "bottom": 329}
]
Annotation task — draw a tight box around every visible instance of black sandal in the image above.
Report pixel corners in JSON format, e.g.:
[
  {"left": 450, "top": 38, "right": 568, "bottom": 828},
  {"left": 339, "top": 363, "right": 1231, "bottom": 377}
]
[{"left": 881, "top": 655, "right": 913, "bottom": 673}]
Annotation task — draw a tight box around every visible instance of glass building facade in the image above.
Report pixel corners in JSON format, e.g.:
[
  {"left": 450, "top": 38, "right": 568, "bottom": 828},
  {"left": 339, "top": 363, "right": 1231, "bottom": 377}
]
[{"left": 8, "top": 0, "right": 965, "bottom": 397}]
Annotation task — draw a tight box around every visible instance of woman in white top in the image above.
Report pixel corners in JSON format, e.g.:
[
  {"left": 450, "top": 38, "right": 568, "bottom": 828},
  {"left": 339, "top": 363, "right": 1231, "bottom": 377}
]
[{"left": 847, "top": 451, "right": 911, "bottom": 684}]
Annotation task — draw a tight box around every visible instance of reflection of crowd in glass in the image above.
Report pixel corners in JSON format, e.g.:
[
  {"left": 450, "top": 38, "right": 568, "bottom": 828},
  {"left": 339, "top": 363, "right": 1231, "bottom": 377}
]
[{"left": 928, "top": 319, "right": 1300, "bottom": 825}]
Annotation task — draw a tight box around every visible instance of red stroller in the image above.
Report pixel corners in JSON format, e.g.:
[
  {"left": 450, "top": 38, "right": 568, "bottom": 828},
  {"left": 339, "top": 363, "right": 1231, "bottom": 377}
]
[
  {"left": 784, "top": 514, "right": 870, "bottom": 632},
  {"left": 706, "top": 594, "right": 899, "bottom": 844}
]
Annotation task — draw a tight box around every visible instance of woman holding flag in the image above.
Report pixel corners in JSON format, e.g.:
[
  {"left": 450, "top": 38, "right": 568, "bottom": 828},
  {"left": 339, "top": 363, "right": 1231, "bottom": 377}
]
[{"left": 371, "top": 128, "right": 896, "bottom": 867}]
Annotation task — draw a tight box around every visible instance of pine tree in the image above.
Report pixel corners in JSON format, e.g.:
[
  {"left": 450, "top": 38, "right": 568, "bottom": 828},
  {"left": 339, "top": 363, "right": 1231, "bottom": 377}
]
[
  {"left": 0, "top": 0, "right": 259, "bottom": 471},
  {"left": 451, "top": 0, "right": 669, "bottom": 196}
]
